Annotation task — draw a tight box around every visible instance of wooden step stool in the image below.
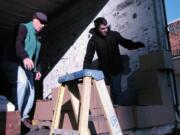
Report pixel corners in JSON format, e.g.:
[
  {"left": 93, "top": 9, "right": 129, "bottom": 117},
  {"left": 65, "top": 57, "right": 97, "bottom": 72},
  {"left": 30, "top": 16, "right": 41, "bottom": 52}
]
[{"left": 49, "top": 69, "right": 123, "bottom": 135}]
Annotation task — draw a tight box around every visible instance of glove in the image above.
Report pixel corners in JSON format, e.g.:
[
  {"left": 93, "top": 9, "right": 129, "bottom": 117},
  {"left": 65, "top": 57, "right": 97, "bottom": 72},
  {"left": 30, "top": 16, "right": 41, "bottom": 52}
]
[{"left": 136, "top": 41, "right": 145, "bottom": 48}]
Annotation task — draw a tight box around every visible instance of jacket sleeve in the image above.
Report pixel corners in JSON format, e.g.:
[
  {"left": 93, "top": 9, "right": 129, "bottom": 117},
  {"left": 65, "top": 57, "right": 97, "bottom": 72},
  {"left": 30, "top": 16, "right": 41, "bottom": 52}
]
[
  {"left": 116, "top": 32, "right": 145, "bottom": 50},
  {"left": 16, "top": 24, "right": 29, "bottom": 60},
  {"left": 83, "top": 39, "right": 96, "bottom": 69}
]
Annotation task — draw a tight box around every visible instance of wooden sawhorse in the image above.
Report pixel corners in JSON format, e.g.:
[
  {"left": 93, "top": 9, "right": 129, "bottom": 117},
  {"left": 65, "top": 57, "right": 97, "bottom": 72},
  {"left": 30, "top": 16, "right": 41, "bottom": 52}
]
[{"left": 49, "top": 69, "right": 123, "bottom": 135}]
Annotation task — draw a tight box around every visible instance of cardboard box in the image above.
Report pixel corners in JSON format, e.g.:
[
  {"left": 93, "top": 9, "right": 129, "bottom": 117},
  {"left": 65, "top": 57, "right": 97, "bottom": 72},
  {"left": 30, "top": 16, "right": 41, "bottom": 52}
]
[
  {"left": 0, "top": 111, "right": 21, "bottom": 135},
  {"left": 52, "top": 87, "right": 72, "bottom": 111},
  {"left": 115, "top": 105, "right": 175, "bottom": 129},
  {"left": 137, "top": 87, "right": 173, "bottom": 105},
  {"left": 112, "top": 89, "right": 138, "bottom": 105},
  {"left": 59, "top": 110, "right": 78, "bottom": 130},
  {"left": 134, "top": 106, "right": 175, "bottom": 128},
  {"left": 134, "top": 70, "right": 170, "bottom": 90},
  {"left": 114, "top": 106, "right": 136, "bottom": 130},
  {"left": 33, "top": 100, "right": 54, "bottom": 121},
  {"left": 89, "top": 108, "right": 109, "bottom": 134},
  {"left": 139, "top": 51, "right": 173, "bottom": 71},
  {"left": 134, "top": 70, "right": 173, "bottom": 105}
]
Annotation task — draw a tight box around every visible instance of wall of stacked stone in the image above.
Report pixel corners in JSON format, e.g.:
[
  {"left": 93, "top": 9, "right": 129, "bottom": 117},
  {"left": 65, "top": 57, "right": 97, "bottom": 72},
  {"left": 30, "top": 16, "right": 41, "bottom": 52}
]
[{"left": 43, "top": 0, "right": 168, "bottom": 98}]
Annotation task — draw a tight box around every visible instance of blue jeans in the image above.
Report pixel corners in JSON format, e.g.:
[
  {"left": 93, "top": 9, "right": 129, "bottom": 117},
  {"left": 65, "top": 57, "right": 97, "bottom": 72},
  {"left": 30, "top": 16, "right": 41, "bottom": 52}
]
[{"left": 1, "top": 61, "right": 35, "bottom": 121}]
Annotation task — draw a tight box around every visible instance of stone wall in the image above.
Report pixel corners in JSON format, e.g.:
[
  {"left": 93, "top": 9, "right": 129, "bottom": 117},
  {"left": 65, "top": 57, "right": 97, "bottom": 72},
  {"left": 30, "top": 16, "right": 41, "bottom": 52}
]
[{"left": 42, "top": 0, "right": 168, "bottom": 98}]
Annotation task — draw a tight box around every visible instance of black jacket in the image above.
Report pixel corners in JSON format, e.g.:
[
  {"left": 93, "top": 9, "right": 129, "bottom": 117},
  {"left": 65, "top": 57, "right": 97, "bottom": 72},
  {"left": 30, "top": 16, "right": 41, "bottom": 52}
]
[{"left": 83, "top": 28, "right": 144, "bottom": 77}]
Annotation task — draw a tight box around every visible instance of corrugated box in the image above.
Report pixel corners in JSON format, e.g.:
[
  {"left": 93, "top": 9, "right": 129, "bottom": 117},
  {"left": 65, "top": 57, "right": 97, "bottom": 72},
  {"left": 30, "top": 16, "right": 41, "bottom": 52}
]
[
  {"left": 89, "top": 106, "right": 175, "bottom": 131},
  {"left": 115, "top": 105, "right": 175, "bottom": 129},
  {"left": 33, "top": 100, "right": 54, "bottom": 121},
  {"left": 139, "top": 51, "right": 173, "bottom": 71},
  {"left": 112, "top": 89, "right": 138, "bottom": 105},
  {"left": 137, "top": 87, "right": 173, "bottom": 105},
  {"left": 134, "top": 70, "right": 173, "bottom": 105},
  {"left": 0, "top": 111, "right": 21, "bottom": 135},
  {"left": 59, "top": 111, "right": 78, "bottom": 130},
  {"left": 89, "top": 108, "right": 109, "bottom": 134},
  {"left": 90, "top": 119, "right": 109, "bottom": 134},
  {"left": 114, "top": 106, "right": 136, "bottom": 130},
  {"left": 52, "top": 87, "right": 72, "bottom": 111},
  {"left": 134, "top": 70, "right": 170, "bottom": 90},
  {"left": 134, "top": 106, "right": 175, "bottom": 128}
]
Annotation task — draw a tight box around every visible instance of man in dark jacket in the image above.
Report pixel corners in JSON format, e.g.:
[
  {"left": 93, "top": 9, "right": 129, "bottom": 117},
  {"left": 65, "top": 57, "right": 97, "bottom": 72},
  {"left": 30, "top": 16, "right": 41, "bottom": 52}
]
[
  {"left": 0, "top": 12, "right": 47, "bottom": 129},
  {"left": 83, "top": 17, "right": 145, "bottom": 101}
]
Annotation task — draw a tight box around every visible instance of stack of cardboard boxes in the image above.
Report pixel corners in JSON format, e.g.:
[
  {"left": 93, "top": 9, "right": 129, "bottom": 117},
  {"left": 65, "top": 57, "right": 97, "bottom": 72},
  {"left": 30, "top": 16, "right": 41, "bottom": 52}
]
[
  {"left": 129, "top": 50, "right": 175, "bottom": 129},
  {"left": 114, "top": 105, "right": 175, "bottom": 130},
  {"left": 134, "top": 50, "right": 174, "bottom": 105},
  {"left": 33, "top": 51, "right": 175, "bottom": 134}
]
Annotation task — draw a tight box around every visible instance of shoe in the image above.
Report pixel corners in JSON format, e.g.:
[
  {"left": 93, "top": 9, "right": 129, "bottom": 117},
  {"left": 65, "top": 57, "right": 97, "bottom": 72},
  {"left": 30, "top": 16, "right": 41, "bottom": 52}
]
[{"left": 22, "top": 118, "right": 32, "bottom": 129}]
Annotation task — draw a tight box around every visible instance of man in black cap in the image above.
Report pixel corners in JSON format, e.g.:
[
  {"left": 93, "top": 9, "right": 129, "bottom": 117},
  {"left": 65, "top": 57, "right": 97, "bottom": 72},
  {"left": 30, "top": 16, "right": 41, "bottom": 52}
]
[
  {"left": 83, "top": 17, "right": 145, "bottom": 103},
  {"left": 1, "top": 11, "right": 47, "bottom": 130}
]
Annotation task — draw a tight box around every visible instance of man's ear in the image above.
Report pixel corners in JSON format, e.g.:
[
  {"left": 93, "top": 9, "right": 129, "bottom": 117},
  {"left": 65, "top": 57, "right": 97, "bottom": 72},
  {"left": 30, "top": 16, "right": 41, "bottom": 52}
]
[{"left": 108, "top": 25, "right": 111, "bottom": 30}]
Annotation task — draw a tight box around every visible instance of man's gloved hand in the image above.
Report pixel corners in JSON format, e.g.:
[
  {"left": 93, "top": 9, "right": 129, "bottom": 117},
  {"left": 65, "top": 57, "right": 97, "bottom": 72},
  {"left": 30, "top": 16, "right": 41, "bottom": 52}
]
[{"left": 136, "top": 41, "right": 145, "bottom": 48}]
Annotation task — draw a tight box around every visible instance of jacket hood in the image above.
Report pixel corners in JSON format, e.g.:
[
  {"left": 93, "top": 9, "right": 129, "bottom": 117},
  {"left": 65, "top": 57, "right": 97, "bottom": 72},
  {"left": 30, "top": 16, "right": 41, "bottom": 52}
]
[
  {"left": 89, "top": 27, "right": 110, "bottom": 38},
  {"left": 89, "top": 28, "right": 97, "bottom": 35},
  {"left": 89, "top": 28, "right": 104, "bottom": 38}
]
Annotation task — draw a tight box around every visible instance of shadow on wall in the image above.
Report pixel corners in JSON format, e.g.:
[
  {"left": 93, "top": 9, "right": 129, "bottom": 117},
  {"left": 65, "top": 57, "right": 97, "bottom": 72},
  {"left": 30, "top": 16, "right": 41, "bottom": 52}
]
[
  {"left": 84, "top": 54, "right": 137, "bottom": 105},
  {"left": 40, "top": 0, "right": 108, "bottom": 77},
  {"left": 110, "top": 55, "right": 138, "bottom": 105}
]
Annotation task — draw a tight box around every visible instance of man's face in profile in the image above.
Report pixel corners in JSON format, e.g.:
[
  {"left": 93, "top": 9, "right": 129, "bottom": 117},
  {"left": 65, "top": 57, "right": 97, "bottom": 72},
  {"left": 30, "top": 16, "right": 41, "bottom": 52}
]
[
  {"left": 33, "top": 18, "right": 45, "bottom": 32},
  {"left": 98, "top": 24, "right": 109, "bottom": 37}
]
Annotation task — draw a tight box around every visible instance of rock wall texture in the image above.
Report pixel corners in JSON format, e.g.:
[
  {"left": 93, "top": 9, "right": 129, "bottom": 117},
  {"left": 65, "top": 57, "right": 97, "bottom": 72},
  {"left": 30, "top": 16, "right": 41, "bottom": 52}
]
[{"left": 43, "top": 0, "right": 168, "bottom": 98}]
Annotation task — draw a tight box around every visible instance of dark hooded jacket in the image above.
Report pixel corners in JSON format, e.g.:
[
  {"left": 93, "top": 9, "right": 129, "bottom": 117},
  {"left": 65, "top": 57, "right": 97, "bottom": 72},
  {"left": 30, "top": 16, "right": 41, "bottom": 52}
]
[{"left": 83, "top": 28, "right": 144, "bottom": 77}]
